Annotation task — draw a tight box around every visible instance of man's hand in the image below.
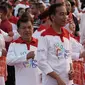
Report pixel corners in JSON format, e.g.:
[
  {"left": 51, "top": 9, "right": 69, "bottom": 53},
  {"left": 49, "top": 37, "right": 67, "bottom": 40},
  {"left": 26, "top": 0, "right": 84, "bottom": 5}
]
[
  {"left": 79, "top": 51, "right": 85, "bottom": 58},
  {"left": 26, "top": 51, "right": 35, "bottom": 60},
  {"left": 8, "top": 31, "right": 14, "bottom": 37},
  {"left": 47, "top": 72, "right": 66, "bottom": 85},
  {"left": 68, "top": 70, "right": 74, "bottom": 80},
  {"left": 57, "top": 77, "right": 66, "bottom": 85},
  {"left": 2, "top": 49, "right": 7, "bottom": 56}
]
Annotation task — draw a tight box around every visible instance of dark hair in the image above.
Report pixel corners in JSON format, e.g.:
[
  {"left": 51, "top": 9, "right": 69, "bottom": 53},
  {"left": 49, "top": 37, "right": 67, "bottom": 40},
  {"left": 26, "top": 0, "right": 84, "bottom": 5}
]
[
  {"left": 38, "top": 2, "right": 64, "bottom": 21},
  {"left": 14, "top": 0, "right": 19, "bottom": 3},
  {"left": 25, "top": 8, "right": 30, "bottom": 12},
  {"left": 49, "top": 2, "right": 64, "bottom": 16},
  {"left": 38, "top": 8, "right": 49, "bottom": 20},
  {"left": 48, "top": 2, "right": 64, "bottom": 21},
  {"left": 0, "top": 1, "right": 12, "bottom": 9},
  {"left": 49, "top": 0, "right": 57, "bottom": 4},
  {"left": 69, "top": 1, "right": 75, "bottom": 7},
  {"left": 17, "top": 8, "right": 24, "bottom": 17},
  {"left": 17, "top": 12, "right": 33, "bottom": 29},
  {"left": 0, "top": 5, "right": 8, "bottom": 14}
]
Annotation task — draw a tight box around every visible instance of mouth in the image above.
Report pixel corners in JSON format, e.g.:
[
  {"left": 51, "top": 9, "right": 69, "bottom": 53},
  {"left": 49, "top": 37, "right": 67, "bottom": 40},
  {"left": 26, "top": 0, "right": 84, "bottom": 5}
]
[
  {"left": 62, "top": 20, "right": 67, "bottom": 24},
  {"left": 25, "top": 32, "right": 31, "bottom": 36}
]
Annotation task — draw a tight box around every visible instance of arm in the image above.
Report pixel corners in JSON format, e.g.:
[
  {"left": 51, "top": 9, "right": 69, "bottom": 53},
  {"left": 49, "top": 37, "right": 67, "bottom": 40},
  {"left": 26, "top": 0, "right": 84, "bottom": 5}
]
[
  {"left": 70, "top": 37, "right": 82, "bottom": 60},
  {"left": 47, "top": 72, "right": 66, "bottom": 85},
  {"left": 37, "top": 37, "right": 53, "bottom": 74},
  {"left": 7, "top": 43, "right": 28, "bottom": 66},
  {"left": 37, "top": 37, "right": 66, "bottom": 85},
  {"left": 1, "top": 29, "right": 13, "bottom": 42}
]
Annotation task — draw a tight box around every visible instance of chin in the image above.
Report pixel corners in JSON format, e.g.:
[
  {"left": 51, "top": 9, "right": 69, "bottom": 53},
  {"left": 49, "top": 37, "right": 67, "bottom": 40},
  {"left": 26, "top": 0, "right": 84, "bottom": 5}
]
[
  {"left": 26, "top": 37, "right": 30, "bottom": 40},
  {"left": 61, "top": 24, "right": 65, "bottom": 27}
]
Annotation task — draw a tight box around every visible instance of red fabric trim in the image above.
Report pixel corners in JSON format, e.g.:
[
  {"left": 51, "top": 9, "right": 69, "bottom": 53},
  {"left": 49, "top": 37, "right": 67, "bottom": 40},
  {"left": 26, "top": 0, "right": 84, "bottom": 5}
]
[
  {"left": 9, "top": 16, "right": 19, "bottom": 24},
  {"left": 41, "top": 26, "right": 70, "bottom": 42},
  {"left": 13, "top": 37, "right": 38, "bottom": 50},
  {"left": 37, "top": 25, "right": 48, "bottom": 31},
  {"left": 20, "top": 1, "right": 29, "bottom": 5}
]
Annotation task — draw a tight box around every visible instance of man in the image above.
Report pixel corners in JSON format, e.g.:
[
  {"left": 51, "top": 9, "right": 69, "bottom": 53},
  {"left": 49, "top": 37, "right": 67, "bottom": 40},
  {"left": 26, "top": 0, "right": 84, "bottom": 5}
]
[
  {"left": 0, "top": 28, "right": 13, "bottom": 85},
  {"left": 37, "top": 2, "right": 85, "bottom": 85},
  {"left": 0, "top": 5, "right": 15, "bottom": 85},
  {"left": 6, "top": 13, "right": 40, "bottom": 85},
  {"left": 0, "top": 5, "right": 13, "bottom": 50}
]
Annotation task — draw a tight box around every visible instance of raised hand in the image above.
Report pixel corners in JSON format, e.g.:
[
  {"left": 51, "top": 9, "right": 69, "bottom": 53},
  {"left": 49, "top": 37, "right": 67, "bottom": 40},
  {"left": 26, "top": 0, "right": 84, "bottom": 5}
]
[{"left": 26, "top": 51, "right": 35, "bottom": 60}]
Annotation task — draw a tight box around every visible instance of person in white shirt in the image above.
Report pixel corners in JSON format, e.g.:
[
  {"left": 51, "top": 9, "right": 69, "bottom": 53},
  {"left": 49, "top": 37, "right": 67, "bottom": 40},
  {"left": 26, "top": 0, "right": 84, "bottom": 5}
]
[
  {"left": 0, "top": 29, "right": 13, "bottom": 85},
  {"left": 37, "top": 2, "right": 85, "bottom": 85},
  {"left": 7, "top": 13, "right": 40, "bottom": 85},
  {"left": 80, "top": 7, "right": 85, "bottom": 44}
]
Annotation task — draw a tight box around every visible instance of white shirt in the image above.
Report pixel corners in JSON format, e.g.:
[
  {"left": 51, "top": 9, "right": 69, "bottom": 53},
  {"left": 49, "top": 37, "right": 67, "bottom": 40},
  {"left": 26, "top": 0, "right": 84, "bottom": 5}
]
[
  {"left": 37, "top": 27, "right": 82, "bottom": 85},
  {"left": 11, "top": 23, "right": 20, "bottom": 40},
  {"left": 80, "top": 8, "right": 85, "bottom": 44},
  {"left": 7, "top": 38, "right": 40, "bottom": 85},
  {"left": 0, "top": 29, "right": 13, "bottom": 56}
]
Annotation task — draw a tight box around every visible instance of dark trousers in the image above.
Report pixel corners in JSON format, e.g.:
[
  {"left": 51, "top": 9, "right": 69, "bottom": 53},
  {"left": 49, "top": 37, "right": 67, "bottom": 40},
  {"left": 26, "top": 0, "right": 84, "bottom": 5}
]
[{"left": 5, "top": 66, "right": 15, "bottom": 85}]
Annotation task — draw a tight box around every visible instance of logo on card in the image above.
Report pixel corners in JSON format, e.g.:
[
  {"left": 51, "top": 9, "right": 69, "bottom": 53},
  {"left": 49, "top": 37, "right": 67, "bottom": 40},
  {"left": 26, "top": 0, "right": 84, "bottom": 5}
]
[
  {"left": 54, "top": 43, "right": 70, "bottom": 59},
  {"left": 23, "top": 59, "right": 37, "bottom": 68}
]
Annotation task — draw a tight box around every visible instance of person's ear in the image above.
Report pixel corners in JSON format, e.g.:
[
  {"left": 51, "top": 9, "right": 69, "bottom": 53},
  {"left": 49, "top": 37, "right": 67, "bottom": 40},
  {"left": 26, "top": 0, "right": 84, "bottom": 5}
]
[{"left": 50, "top": 14, "right": 55, "bottom": 21}]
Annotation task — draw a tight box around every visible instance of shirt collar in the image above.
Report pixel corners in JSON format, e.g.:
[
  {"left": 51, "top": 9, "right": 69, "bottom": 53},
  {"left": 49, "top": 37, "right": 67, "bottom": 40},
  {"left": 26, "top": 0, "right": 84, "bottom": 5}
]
[
  {"left": 41, "top": 26, "right": 69, "bottom": 42},
  {"left": 14, "top": 37, "right": 37, "bottom": 44}
]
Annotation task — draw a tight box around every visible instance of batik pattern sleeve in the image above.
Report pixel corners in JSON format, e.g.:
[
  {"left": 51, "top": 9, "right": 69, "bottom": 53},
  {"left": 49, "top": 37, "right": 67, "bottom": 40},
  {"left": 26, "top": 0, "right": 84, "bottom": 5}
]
[{"left": 37, "top": 37, "right": 53, "bottom": 74}]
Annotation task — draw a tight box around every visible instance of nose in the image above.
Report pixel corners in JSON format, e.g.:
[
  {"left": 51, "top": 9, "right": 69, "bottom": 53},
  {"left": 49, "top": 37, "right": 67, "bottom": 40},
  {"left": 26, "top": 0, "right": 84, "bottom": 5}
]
[
  {"left": 63, "top": 14, "right": 67, "bottom": 22},
  {"left": 25, "top": 27, "right": 30, "bottom": 32}
]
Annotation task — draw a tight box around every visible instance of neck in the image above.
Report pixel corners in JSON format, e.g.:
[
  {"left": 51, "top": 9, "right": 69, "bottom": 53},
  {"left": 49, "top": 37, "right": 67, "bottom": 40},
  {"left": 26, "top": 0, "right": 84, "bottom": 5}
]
[
  {"left": 8, "top": 13, "right": 12, "bottom": 19},
  {"left": 52, "top": 22, "right": 62, "bottom": 34},
  {"left": 2, "top": 16, "right": 7, "bottom": 21},
  {"left": 22, "top": 37, "right": 32, "bottom": 43}
]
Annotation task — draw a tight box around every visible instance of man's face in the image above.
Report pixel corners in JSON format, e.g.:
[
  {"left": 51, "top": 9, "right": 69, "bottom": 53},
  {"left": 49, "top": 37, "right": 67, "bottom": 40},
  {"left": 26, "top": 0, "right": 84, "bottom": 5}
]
[
  {"left": 18, "top": 21, "right": 33, "bottom": 41},
  {"left": 52, "top": 6, "right": 67, "bottom": 27},
  {"left": 31, "top": 5, "right": 37, "bottom": 15}
]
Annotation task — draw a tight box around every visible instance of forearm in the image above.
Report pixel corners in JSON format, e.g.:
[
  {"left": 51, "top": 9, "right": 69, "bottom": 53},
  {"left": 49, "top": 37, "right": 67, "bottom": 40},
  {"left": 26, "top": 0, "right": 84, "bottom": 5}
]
[{"left": 47, "top": 71, "right": 61, "bottom": 81}]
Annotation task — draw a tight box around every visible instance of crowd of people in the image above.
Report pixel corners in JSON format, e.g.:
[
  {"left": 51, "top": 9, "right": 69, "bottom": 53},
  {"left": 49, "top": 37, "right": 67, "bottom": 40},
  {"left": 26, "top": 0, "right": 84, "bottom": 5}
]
[{"left": 0, "top": 0, "right": 85, "bottom": 85}]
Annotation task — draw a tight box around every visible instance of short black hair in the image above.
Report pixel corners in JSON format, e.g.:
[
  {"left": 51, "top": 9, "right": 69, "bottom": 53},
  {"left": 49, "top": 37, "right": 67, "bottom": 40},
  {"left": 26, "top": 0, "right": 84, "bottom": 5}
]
[
  {"left": 38, "top": 8, "right": 49, "bottom": 20},
  {"left": 49, "top": 2, "right": 64, "bottom": 16},
  {"left": 49, "top": 0, "right": 57, "bottom": 3},
  {"left": 70, "top": 1, "right": 75, "bottom": 7},
  {"left": 0, "top": 1, "right": 12, "bottom": 9},
  {"left": 17, "top": 12, "right": 33, "bottom": 29},
  {"left": 0, "top": 5, "right": 8, "bottom": 14},
  {"left": 48, "top": 2, "right": 64, "bottom": 21}
]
